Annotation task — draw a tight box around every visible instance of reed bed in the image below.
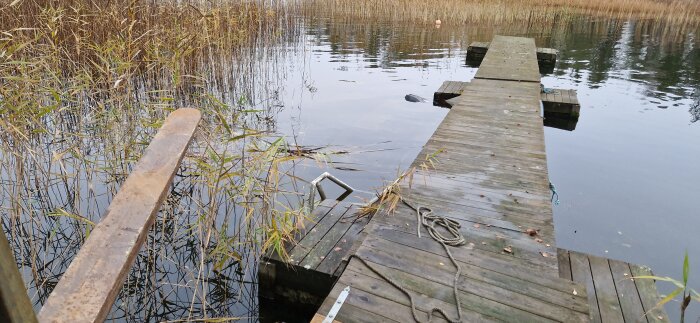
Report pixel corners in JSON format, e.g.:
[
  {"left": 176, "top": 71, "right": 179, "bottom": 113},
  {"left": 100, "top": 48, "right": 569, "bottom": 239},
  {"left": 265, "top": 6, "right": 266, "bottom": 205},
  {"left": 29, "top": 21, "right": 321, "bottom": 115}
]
[
  {"left": 301, "top": 0, "right": 700, "bottom": 27},
  {"left": 0, "top": 0, "right": 308, "bottom": 320}
]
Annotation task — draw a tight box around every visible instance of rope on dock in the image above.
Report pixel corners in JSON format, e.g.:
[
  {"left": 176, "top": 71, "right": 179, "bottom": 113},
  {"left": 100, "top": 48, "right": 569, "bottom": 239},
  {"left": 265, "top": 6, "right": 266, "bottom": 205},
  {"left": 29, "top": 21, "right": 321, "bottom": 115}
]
[
  {"left": 549, "top": 182, "right": 560, "bottom": 205},
  {"left": 354, "top": 197, "right": 465, "bottom": 323}
]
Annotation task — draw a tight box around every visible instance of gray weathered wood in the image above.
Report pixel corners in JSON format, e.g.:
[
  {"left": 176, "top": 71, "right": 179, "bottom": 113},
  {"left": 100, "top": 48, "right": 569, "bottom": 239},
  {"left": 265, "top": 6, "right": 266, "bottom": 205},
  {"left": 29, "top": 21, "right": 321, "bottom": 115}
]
[
  {"left": 474, "top": 36, "right": 541, "bottom": 82},
  {"left": 467, "top": 41, "right": 558, "bottom": 67},
  {"left": 559, "top": 249, "right": 668, "bottom": 323},
  {"left": 570, "top": 251, "right": 602, "bottom": 323},
  {"left": 557, "top": 248, "right": 573, "bottom": 281},
  {"left": 588, "top": 255, "right": 625, "bottom": 322},
  {"left": 631, "top": 264, "right": 670, "bottom": 323},
  {"left": 609, "top": 260, "right": 647, "bottom": 323},
  {"left": 37, "top": 108, "right": 201, "bottom": 323},
  {"left": 0, "top": 229, "right": 38, "bottom": 323}
]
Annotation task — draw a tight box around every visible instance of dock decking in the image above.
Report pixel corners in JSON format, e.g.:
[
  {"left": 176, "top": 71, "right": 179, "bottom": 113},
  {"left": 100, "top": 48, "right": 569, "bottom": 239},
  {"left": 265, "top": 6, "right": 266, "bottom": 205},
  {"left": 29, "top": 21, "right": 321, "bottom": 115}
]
[
  {"left": 558, "top": 249, "right": 669, "bottom": 323},
  {"left": 259, "top": 200, "right": 369, "bottom": 306},
  {"left": 466, "top": 41, "right": 558, "bottom": 73},
  {"left": 315, "top": 35, "right": 592, "bottom": 322},
  {"left": 255, "top": 35, "right": 668, "bottom": 323}
]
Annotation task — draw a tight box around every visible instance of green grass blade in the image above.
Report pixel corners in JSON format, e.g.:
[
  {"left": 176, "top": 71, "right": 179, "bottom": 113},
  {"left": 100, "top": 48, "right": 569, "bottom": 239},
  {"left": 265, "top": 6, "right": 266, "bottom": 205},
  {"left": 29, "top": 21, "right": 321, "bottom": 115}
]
[{"left": 683, "top": 250, "right": 689, "bottom": 287}]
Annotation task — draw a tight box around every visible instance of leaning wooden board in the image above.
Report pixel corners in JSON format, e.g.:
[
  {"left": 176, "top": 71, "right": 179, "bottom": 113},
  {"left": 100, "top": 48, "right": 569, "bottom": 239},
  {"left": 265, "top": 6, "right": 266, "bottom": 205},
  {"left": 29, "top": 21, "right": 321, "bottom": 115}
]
[{"left": 37, "top": 108, "right": 201, "bottom": 323}]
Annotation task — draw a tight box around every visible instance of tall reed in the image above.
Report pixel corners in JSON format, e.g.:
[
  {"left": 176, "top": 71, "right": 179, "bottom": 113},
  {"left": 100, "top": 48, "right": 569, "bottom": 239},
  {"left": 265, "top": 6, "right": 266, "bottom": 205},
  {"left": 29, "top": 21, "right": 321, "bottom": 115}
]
[
  {"left": 1, "top": 0, "right": 307, "bottom": 320},
  {"left": 301, "top": 0, "right": 700, "bottom": 27}
]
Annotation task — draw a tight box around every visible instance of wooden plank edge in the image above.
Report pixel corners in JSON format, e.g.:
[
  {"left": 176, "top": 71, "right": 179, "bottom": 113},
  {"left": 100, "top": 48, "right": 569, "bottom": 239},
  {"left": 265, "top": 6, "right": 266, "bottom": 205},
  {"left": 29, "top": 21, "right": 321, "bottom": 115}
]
[{"left": 37, "top": 108, "right": 201, "bottom": 323}]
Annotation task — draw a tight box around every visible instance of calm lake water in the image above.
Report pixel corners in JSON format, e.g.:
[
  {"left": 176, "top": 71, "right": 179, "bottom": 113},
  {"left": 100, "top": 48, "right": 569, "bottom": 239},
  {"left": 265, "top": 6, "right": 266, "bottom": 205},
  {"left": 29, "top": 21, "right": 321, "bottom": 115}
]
[
  {"left": 274, "top": 16, "right": 700, "bottom": 321},
  {"left": 2, "top": 11, "right": 699, "bottom": 322}
]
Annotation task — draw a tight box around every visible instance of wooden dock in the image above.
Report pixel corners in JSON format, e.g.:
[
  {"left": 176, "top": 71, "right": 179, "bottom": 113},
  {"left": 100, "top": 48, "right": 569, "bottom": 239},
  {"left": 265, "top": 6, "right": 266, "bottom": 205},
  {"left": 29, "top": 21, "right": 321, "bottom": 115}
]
[
  {"left": 254, "top": 35, "right": 670, "bottom": 322},
  {"left": 259, "top": 200, "right": 369, "bottom": 307},
  {"left": 314, "top": 35, "right": 592, "bottom": 322},
  {"left": 434, "top": 81, "right": 581, "bottom": 131},
  {"left": 466, "top": 41, "right": 558, "bottom": 73},
  {"left": 306, "top": 35, "right": 668, "bottom": 322}
]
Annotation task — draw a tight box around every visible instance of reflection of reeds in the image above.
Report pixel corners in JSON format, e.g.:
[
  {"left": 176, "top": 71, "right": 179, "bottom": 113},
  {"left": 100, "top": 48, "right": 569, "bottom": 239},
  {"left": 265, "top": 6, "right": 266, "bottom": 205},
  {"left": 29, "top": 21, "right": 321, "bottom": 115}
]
[
  {"left": 0, "top": 0, "right": 306, "bottom": 321},
  {"left": 302, "top": 0, "right": 700, "bottom": 26}
]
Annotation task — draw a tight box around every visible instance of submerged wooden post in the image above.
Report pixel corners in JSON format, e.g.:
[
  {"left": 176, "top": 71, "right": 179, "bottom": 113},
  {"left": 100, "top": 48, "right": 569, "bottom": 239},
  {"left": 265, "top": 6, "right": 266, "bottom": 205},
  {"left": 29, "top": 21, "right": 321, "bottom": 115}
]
[{"left": 37, "top": 108, "right": 201, "bottom": 323}]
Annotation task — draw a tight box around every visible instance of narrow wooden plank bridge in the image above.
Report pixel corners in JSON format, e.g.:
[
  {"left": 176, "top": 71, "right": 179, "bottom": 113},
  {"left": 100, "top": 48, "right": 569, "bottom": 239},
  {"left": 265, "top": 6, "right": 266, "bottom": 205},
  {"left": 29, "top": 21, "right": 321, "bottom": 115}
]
[{"left": 259, "top": 36, "right": 669, "bottom": 322}]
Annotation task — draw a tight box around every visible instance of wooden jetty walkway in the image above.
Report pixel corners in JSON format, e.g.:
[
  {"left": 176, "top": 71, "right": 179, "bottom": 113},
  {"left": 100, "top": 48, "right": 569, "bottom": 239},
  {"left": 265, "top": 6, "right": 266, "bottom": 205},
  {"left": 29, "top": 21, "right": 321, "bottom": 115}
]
[
  {"left": 257, "top": 35, "right": 669, "bottom": 322},
  {"left": 314, "top": 35, "right": 589, "bottom": 322}
]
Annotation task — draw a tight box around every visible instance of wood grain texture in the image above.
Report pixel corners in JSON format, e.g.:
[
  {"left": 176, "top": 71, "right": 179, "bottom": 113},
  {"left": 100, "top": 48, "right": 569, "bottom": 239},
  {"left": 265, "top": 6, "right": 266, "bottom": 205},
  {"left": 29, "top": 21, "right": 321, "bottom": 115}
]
[
  {"left": 0, "top": 229, "right": 38, "bottom": 323},
  {"left": 558, "top": 249, "right": 669, "bottom": 323},
  {"left": 37, "top": 108, "right": 201, "bottom": 323},
  {"left": 475, "top": 36, "right": 540, "bottom": 82}
]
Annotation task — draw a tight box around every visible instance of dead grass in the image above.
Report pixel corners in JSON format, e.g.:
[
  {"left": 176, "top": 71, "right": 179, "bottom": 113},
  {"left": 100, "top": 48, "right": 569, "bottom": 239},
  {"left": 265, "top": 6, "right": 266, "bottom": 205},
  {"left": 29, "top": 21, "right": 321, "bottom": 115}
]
[{"left": 301, "top": 0, "right": 700, "bottom": 26}]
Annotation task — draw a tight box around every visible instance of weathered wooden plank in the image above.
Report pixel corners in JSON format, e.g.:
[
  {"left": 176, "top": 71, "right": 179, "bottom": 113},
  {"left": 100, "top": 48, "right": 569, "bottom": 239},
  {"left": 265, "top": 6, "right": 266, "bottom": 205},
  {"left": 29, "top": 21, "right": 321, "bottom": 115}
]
[
  {"left": 354, "top": 242, "right": 589, "bottom": 318},
  {"left": 318, "top": 283, "right": 420, "bottom": 323},
  {"left": 474, "top": 36, "right": 540, "bottom": 82},
  {"left": 0, "top": 229, "right": 38, "bottom": 323},
  {"left": 267, "top": 199, "right": 338, "bottom": 263},
  {"left": 630, "top": 264, "right": 670, "bottom": 323},
  {"left": 300, "top": 204, "right": 356, "bottom": 271},
  {"left": 310, "top": 314, "right": 340, "bottom": 323},
  {"left": 288, "top": 201, "right": 349, "bottom": 264},
  {"left": 343, "top": 259, "right": 577, "bottom": 322},
  {"left": 367, "top": 219, "right": 556, "bottom": 275},
  {"left": 37, "top": 108, "right": 201, "bottom": 323},
  {"left": 588, "top": 255, "right": 625, "bottom": 322},
  {"left": 609, "top": 260, "right": 647, "bottom": 323},
  {"left": 341, "top": 260, "right": 496, "bottom": 322},
  {"left": 570, "top": 251, "right": 602, "bottom": 323},
  {"left": 359, "top": 234, "right": 575, "bottom": 296},
  {"left": 557, "top": 248, "right": 573, "bottom": 281},
  {"left": 316, "top": 208, "right": 371, "bottom": 274}
]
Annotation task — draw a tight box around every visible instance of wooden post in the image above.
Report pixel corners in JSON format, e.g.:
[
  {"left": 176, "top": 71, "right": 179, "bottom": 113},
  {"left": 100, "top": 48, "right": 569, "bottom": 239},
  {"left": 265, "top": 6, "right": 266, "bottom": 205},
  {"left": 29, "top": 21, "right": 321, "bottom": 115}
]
[
  {"left": 37, "top": 108, "right": 201, "bottom": 323},
  {"left": 0, "top": 229, "right": 38, "bottom": 323}
]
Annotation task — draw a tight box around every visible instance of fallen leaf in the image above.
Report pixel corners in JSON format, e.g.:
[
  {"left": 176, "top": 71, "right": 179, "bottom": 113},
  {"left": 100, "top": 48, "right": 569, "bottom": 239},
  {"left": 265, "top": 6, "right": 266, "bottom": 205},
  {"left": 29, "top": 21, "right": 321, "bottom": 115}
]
[
  {"left": 503, "top": 246, "right": 513, "bottom": 254},
  {"left": 535, "top": 238, "right": 543, "bottom": 243},
  {"left": 540, "top": 251, "right": 551, "bottom": 257},
  {"left": 525, "top": 228, "right": 538, "bottom": 236},
  {"left": 573, "top": 289, "right": 578, "bottom": 295},
  {"left": 466, "top": 242, "right": 475, "bottom": 250},
  {"left": 334, "top": 247, "right": 342, "bottom": 252},
  {"left": 473, "top": 224, "right": 481, "bottom": 228},
  {"left": 545, "top": 244, "right": 551, "bottom": 247}
]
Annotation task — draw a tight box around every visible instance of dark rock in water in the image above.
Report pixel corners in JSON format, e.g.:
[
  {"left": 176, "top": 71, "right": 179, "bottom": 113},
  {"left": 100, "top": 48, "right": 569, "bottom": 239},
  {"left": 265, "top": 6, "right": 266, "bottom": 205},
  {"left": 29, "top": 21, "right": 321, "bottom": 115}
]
[{"left": 405, "top": 94, "right": 426, "bottom": 102}]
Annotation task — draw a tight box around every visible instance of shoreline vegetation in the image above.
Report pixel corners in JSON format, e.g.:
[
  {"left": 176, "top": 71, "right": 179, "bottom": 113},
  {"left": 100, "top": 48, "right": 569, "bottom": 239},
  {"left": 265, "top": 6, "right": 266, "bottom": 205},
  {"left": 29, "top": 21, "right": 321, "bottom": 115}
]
[
  {"left": 1, "top": 0, "right": 308, "bottom": 320},
  {"left": 301, "top": 0, "right": 700, "bottom": 26}
]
